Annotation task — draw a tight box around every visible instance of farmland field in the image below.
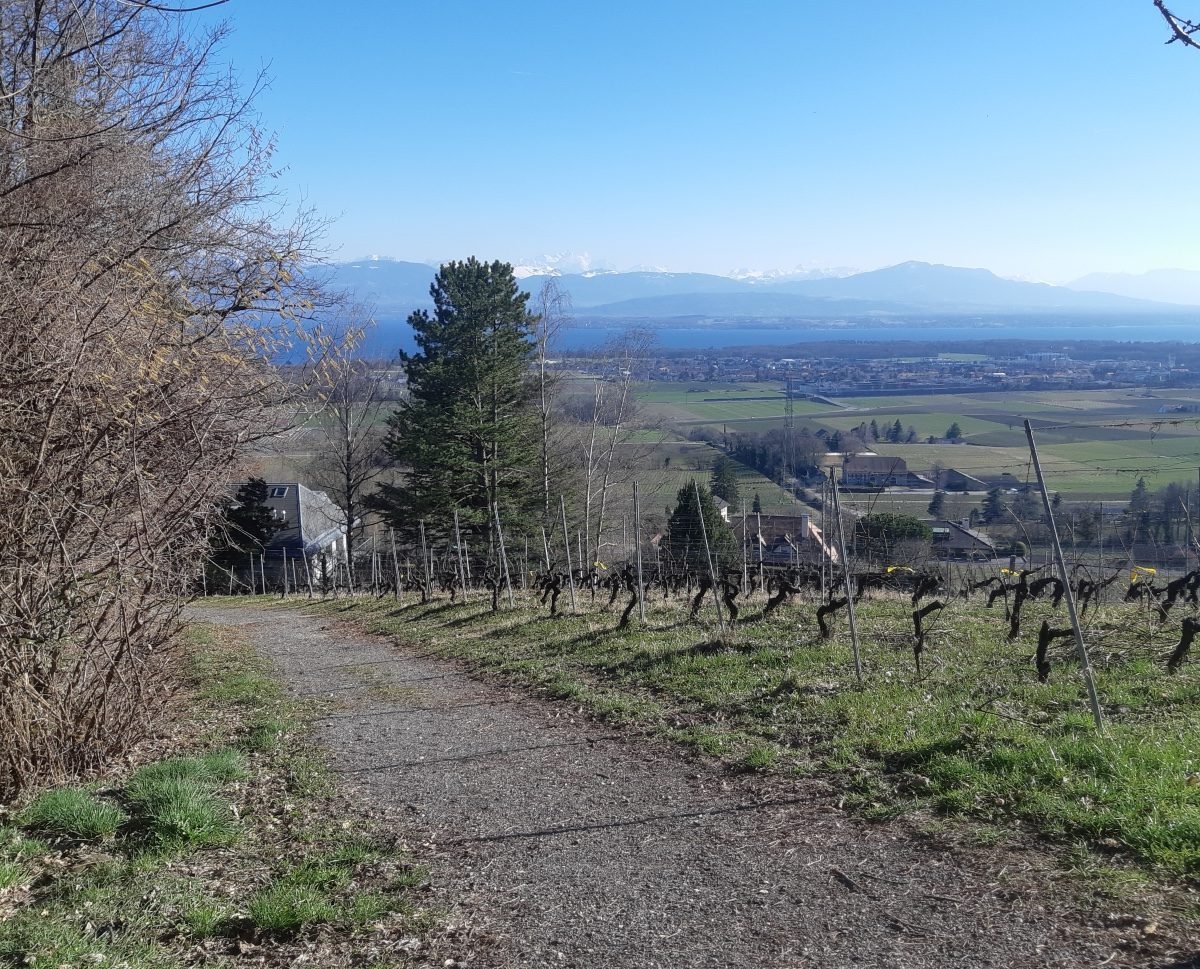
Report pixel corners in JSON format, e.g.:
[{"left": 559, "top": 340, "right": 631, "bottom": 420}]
[{"left": 637, "top": 384, "right": 1200, "bottom": 500}]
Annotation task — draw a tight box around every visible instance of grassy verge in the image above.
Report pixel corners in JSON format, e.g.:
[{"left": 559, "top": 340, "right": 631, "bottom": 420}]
[
  {"left": 0, "top": 623, "right": 453, "bottom": 969},
  {"left": 261, "top": 588, "right": 1200, "bottom": 884}
]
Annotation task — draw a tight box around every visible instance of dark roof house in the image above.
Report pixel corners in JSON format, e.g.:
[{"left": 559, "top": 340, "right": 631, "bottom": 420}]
[
  {"left": 931, "top": 519, "right": 996, "bottom": 559},
  {"left": 261, "top": 482, "right": 347, "bottom": 559}
]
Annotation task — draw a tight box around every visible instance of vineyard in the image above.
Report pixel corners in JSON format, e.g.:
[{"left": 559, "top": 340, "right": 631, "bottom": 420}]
[{"left": 203, "top": 510, "right": 1200, "bottom": 880}]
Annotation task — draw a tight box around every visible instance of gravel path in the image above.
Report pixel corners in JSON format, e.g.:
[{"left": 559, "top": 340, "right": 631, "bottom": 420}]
[{"left": 191, "top": 606, "right": 1195, "bottom": 969}]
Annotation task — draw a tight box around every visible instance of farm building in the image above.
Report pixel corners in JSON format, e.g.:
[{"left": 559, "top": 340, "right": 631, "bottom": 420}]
[
  {"left": 733, "top": 512, "right": 838, "bottom": 565},
  {"left": 930, "top": 519, "right": 996, "bottom": 559},
  {"left": 841, "top": 454, "right": 911, "bottom": 489}
]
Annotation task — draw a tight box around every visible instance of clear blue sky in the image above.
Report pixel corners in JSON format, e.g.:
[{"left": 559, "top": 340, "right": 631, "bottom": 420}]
[{"left": 198, "top": 1, "right": 1200, "bottom": 281}]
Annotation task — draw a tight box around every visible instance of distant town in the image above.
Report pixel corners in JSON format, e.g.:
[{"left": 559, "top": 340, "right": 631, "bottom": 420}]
[{"left": 572, "top": 342, "right": 1199, "bottom": 395}]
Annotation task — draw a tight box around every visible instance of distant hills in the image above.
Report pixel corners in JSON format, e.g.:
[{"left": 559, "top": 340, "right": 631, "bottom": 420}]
[
  {"left": 329, "top": 258, "right": 1197, "bottom": 321},
  {"left": 1066, "top": 269, "right": 1200, "bottom": 307}
]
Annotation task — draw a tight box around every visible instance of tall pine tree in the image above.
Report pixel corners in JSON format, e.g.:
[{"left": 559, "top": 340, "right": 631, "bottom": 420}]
[
  {"left": 374, "top": 259, "right": 539, "bottom": 540},
  {"left": 709, "top": 454, "right": 741, "bottom": 506},
  {"left": 664, "top": 481, "right": 739, "bottom": 571}
]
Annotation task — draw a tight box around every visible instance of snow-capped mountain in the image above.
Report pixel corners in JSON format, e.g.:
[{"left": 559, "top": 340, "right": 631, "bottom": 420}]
[
  {"left": 327, "top": 257, "right": 1195, "bottom": 326},
  {"left": 510, "top": 251, "right": 613, "bottom": 279},
  {"left": 727, "top": 264, "right": 858, "bottom": 283}
]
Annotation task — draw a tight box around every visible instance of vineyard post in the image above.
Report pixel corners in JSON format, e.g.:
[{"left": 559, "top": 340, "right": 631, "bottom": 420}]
[
  {"left": 259, "top": 554, "right": 267, "bottom": 598},
  {"left": 389, "top": 528, "right": 402, "bottom": 603},
  {"left": 418, "top": 520, "right": 432, "bottom": 603},
  {"left": 303, "top": 551, "right": 314, "bottom": 599},
  {"left": 694, "top": 481, "right": 727, "bottom": 637},
  {"left": 452, "top": 510, "right": 469, "bottom": 603},
  {"left": 756, "top": 510, "right": 764, "bottom": 596},
  {"left": 829, "top": 468, "right": 864, "bottom": 685},
  {"left": 634, "top": 479, "right": 646, "bottom": 623},
  {"left": 492, "top": 502, "right": 516, "bottom": 608},
  {"left": 1024, "top": 420, "right": 1104, "bottom": 732},
  {"left": 281, "top": 549, "right": 288, "bottom": 597},
  {"left": 560, "top": 495, "right": 577, "bottom": 613},
  {"left": 821, "top": 476, "right": 829, "bottom": 602},
  {"left": 741, "top": 498, "right": 749, "bottom": 593},
  {"left": 200, "top": 562, "right": 207, "bottom": 598},
  {"left": 540, "top": 526, "right": 551, "bottom": 571},
  {"left": 227, "top": 566, "right": 234, "bottom": 596},
  {"left": 247, "top": 553, "right": 255, "bottom": 595}
]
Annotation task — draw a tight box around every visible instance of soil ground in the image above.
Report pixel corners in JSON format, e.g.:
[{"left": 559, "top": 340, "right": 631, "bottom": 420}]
[{"left": 189, "top": 605, "right": 1199, "bottom": 969}]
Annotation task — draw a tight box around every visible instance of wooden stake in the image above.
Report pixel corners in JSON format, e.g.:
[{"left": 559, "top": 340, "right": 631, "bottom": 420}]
[
  {"left": 560, "top": 495, "right": 577, "bottom": 613},
  {"left": 694, "top": 481, "right": 727, "bottom": 637},
  {"left": 1024, "top": 419, "right": 1104, "bottom": 732},
  {"left": 453, "top": 510, "right": 469, "bottom": 603},
  {"left": 492, "top": 502, "right": 516, "bottom": 608},
  {"left": 829, "top": 468, "right": 863, "bottom": 684},
  {"left": 634, "top": 480, "right": 646, "bottom": 623},
  {"left": 389, "top": 528, "right": 403, "bottom": 603},
  {"left": 418, "top": 520, "right": 432, "bottom": 602}
]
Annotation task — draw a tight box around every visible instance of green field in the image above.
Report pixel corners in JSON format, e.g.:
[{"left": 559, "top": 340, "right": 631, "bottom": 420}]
[
  {"left": 637, "top": 385, "right": 1200, "bottom": 500},
  {"left": 636, "top": 381, "right": 838, "bottom": 426}
]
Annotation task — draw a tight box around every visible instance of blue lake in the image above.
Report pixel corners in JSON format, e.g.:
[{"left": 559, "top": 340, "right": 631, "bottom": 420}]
[{"left": 358, "top": 317, "right": 1200, "bottom": 358}]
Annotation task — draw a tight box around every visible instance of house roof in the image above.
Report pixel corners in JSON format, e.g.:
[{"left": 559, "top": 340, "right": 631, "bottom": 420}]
[
  {"left": 262, "top": 482, "right": 346, "bottom": 554},
  {"left": 843, "top": 454, "right": 909, "bottom": 474},
  {"left": 931, "top": 519, "right": 996, "bottom": 551}
]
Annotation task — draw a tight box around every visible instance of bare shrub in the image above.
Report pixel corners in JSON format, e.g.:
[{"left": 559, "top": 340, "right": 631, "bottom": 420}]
[{"left": 0, "top": 2, "right": 335, "bottom": 796}]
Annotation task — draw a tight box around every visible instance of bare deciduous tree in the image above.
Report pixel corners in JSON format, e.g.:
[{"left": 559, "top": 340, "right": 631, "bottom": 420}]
[
  {"left": 571, "top": 329, "right": 660, "bottom": 564},
  {"left": 304, "top": 339, "right": 393, "bottom": 579},
  {"left": 1154, "top": 1, "right": 1200, "bottom": 48},
  {"left": 0, "top": 1, "right": 337, "bottom": 796},
  {"left": 533, "top": 279, "right": 573, "bottom": 525}
]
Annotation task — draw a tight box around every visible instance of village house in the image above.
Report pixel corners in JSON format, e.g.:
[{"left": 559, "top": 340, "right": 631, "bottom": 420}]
[
  {"left": 260, "top": 482, "right": 348, "bottom": 577},
  {"left": 841, "top": 454, "right": 911, "bottom": 489},
  {"left": 930, "top": 519, "right": 996, "bottom": 559}
]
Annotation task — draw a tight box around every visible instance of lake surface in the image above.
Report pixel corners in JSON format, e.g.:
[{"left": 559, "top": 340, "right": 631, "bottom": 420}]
[{"left": 358, "top": 316, "right": 1200, "bottom": 358}]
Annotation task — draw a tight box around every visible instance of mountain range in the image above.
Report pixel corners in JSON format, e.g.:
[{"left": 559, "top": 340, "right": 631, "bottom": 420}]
[
  {"left": 331, "top": 259, "right": 1200, "bottom": 357},
  {"left": 329, "top": 258, "right": 1200, "bottom": 321}
]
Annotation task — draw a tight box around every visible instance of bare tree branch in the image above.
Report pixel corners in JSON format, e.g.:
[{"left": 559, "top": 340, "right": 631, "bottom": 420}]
[{"left": 1154, "top": 0, "right": 1200, "bottom": 48}]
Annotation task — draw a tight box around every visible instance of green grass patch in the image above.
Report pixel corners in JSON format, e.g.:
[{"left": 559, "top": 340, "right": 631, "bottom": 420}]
[
  {"left": 0, "top": 859, "right": 25, "bottom": 889},
  {"left": 125, "top": 776, "right": 239, "bottom": 851},
  {"left": 17, "top": 787, "right": 127, "bottom": 841},
  {"left": 1, "top": 621, "right": 440, "bottom": 965},
  {"left": 248, "top": 881, "right": 338, "bottom": 932}
]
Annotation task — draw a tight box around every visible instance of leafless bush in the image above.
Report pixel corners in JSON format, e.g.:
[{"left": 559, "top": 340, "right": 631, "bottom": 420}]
[{"left": 0, "top": 2, "right": 337, "bottom": 796}]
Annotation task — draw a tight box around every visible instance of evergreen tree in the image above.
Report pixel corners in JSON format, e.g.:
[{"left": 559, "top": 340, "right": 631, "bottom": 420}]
[
  {"left": 709, "top": 454, "right": 741, "bottom": 506},
  {"left": 888, "top": 419, "right": 903, "bottom": 443},
  {"left": 927, "top": 489, "right": 946, "bottom": 517},
  {"left": 211, "top": 478, "right": 281, "bottom": 567},
  {"left": 665, "top": 481, "right": 739, "bottom": 571},
  {"left": 945, "top": 421, "right": 963, "bottom": 440},
  {"left": 752, "top": 491, "right": 763, "bottom": 514},
  {"left": 1129, "top": 476, "right": 1150, "bottom": 514},
  {"left": 869, "top": 419, "right": 880, "bottom": 441},
  {"left": 373, "top": 258, "right": 539, "bottom": 539},
  {"left": 981, "top": 487, "right": 1008, "bottom": 524}
]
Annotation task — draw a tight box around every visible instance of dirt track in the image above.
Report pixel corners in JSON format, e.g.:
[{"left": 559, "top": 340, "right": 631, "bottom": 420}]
[{"left": 190, "top": 605, "right": 1196, "bottom": 969}]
